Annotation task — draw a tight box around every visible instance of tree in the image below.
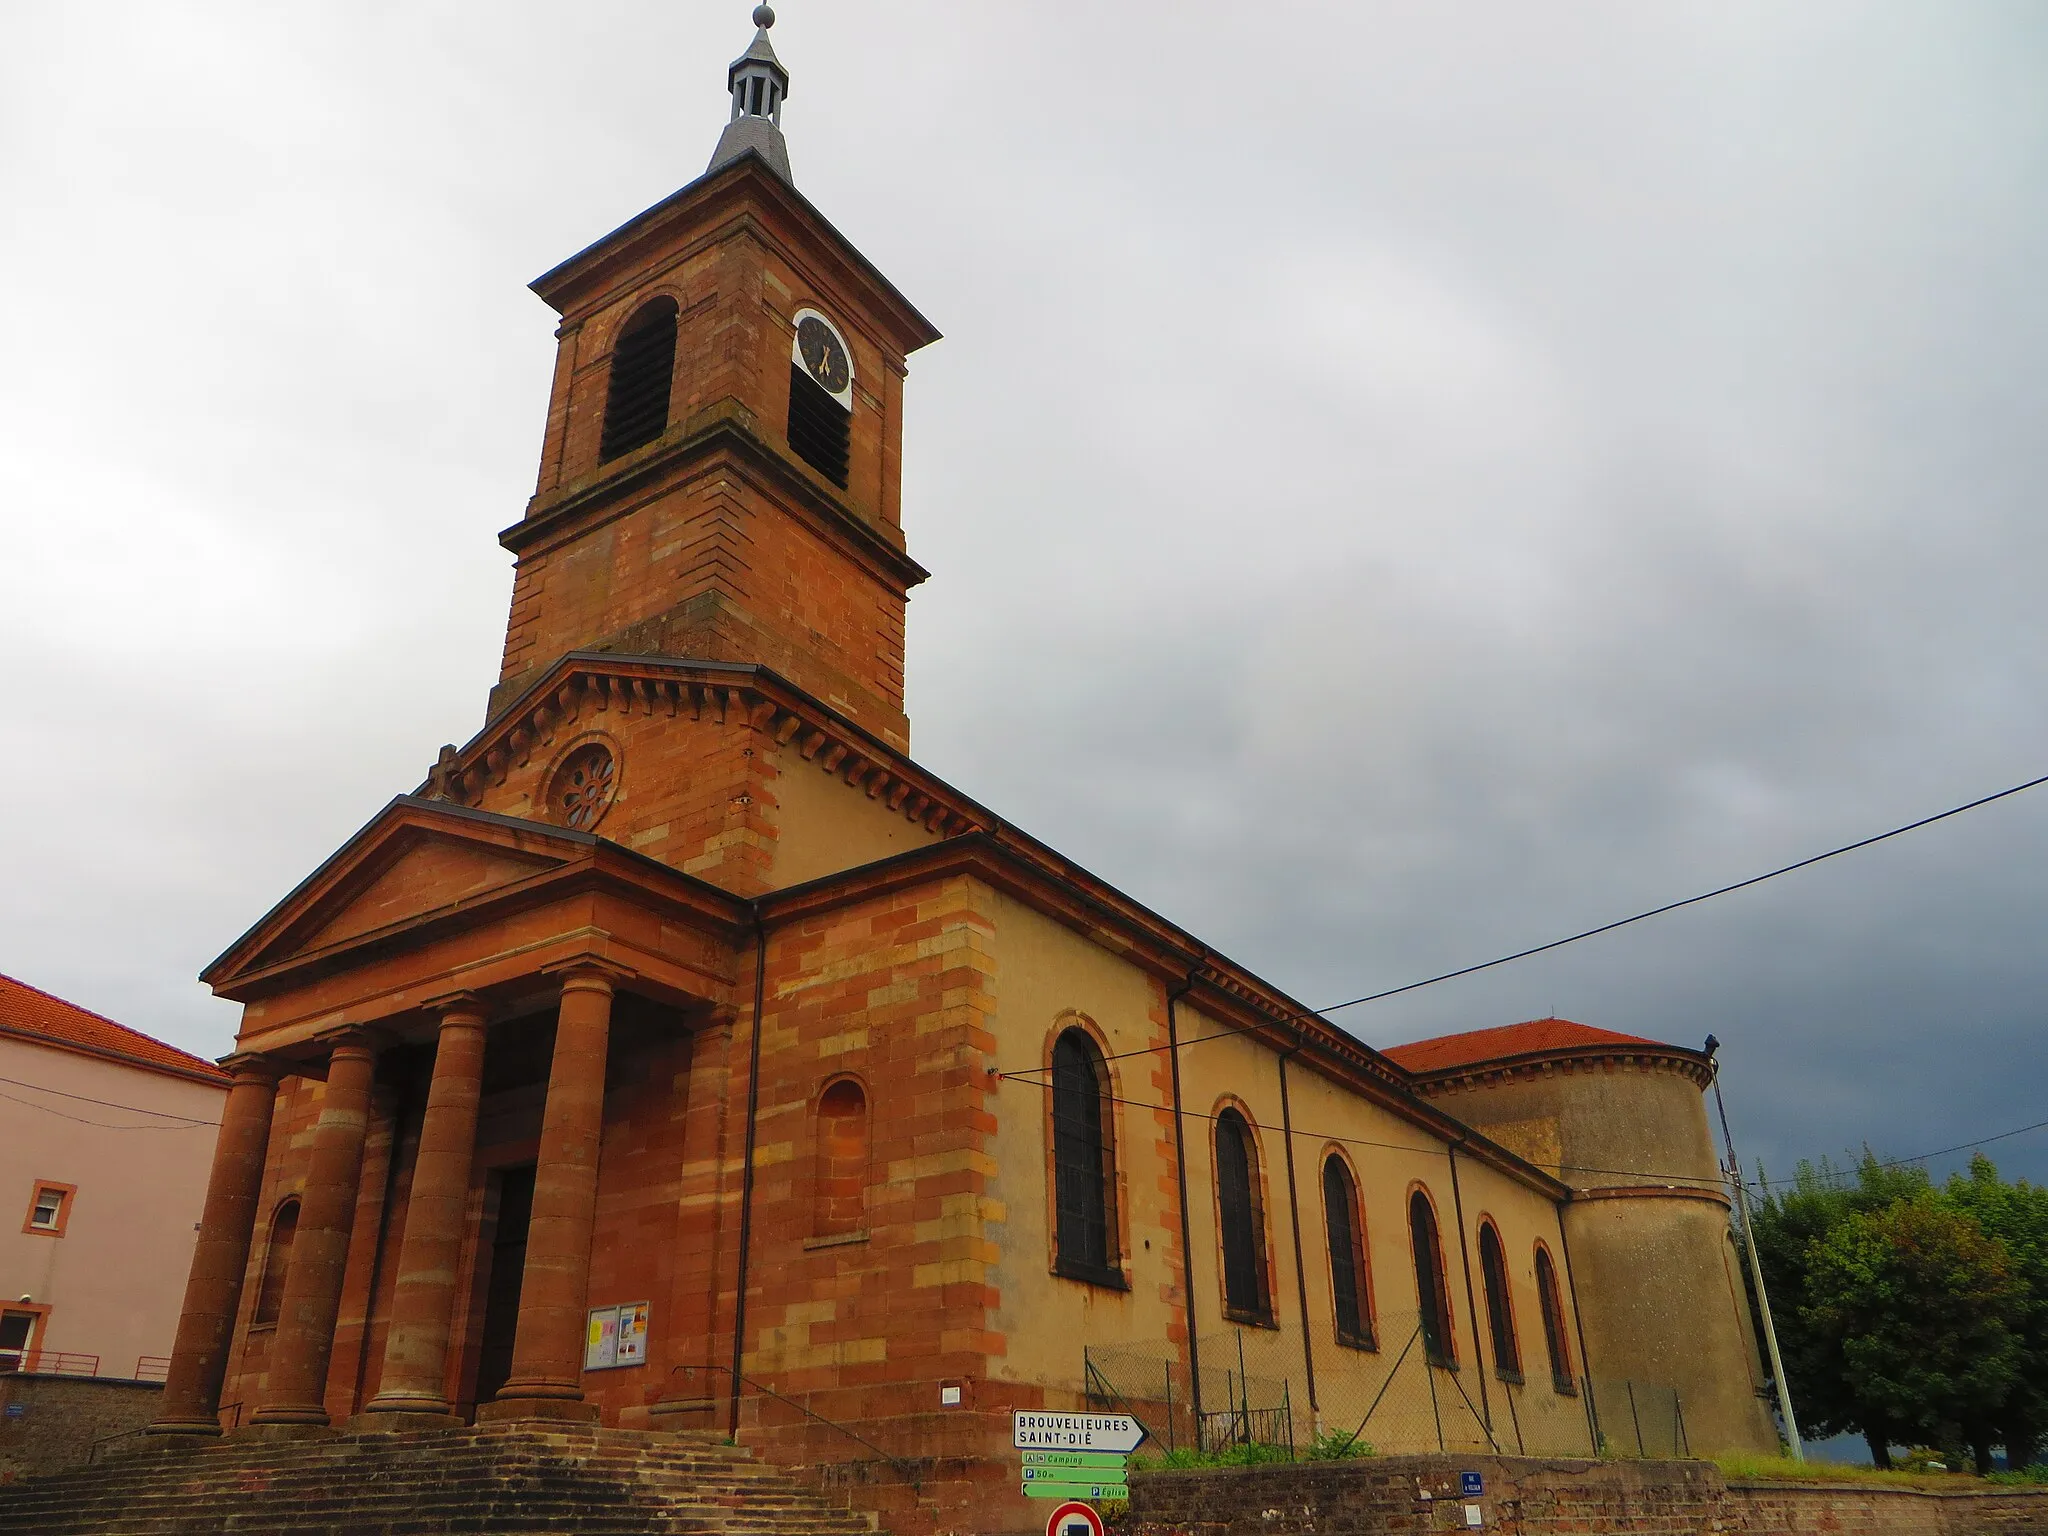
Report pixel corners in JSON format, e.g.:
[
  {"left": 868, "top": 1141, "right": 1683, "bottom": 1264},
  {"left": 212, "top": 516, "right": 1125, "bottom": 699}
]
[
  {"left": 1801, "top": 1196, "right": 2025, "bottom": 1470},
  {"left": 1942, "top": 1156, "right": 2048, "bottom": 1471},
  {"left": 1746, "top": 1153, "right": 1932, "bottom": 1456}
]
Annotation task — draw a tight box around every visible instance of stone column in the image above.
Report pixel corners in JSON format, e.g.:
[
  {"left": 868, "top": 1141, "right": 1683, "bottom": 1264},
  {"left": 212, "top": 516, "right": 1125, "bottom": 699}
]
[
  {"left": 477, "top": 965, "right": 615, "bottom": 1422},
  {"left": 147, "top": 1059, "right": 283, "bottom": 1438},
  {"left": 250, "top": 1031, "right": 379, "bottom": 1430},
  {"left": 362, "top": 998, "right": 488, "bottom": 1424}
]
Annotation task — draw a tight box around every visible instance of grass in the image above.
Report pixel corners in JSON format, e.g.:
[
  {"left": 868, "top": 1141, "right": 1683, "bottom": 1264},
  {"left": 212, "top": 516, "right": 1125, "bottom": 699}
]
[{"left": 1714, "top": 1453, "right": 2030, "bottom": 1492}]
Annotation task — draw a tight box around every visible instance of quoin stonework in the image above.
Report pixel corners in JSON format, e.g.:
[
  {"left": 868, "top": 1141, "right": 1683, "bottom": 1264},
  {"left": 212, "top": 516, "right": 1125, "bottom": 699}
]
[{"left": 137, "top": 10, "right": 1780, "bottom": 1533}]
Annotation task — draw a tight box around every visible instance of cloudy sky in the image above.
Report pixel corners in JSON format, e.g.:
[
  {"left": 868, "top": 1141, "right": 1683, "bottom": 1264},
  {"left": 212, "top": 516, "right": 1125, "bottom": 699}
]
[{"left": 3, "top": 2, "right": 2044, "bottom": 1191}]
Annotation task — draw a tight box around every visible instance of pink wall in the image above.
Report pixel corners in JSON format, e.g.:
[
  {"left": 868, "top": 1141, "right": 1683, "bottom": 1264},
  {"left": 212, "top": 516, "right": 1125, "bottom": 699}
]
[{"left": 0, "top": 1036, "right": 225, "bottom": 1380}]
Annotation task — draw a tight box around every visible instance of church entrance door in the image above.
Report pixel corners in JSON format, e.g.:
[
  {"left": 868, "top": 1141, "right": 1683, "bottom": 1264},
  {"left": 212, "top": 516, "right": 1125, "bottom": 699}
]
[{"left": 472, "top": 1164, "right": 535, "bottom": 1410}]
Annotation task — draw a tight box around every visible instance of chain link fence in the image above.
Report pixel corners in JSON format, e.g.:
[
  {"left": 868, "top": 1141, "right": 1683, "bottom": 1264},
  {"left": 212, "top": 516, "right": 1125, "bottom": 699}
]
[{"left": 1084, "top": 1313, "right": 1687, "bottom": 1461}]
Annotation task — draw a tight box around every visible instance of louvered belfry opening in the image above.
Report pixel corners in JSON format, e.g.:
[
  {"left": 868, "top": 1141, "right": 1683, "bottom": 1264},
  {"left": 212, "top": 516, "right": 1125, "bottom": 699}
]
[
  {"left": 787, "top": 364, "right": 850, "bottom": 486},
  {"left": 1051, "top": 1029, "right": 1122, "bottom": 1285},
  {"left": 598, "top": 297, "right": 679, "bottom": 461}
]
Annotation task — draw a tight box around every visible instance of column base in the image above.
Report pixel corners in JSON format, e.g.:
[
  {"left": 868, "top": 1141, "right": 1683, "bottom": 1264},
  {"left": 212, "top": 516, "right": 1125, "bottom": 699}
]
[
  {"left": 141, "top": 1417, "right": 224, "bottom": 1443},
  {"left": 475, "top": 1396, "right": 602, "bottom": 1425},
  {"left": 230, "top": 1421, "right": 343, "bottom": 1444},
  {"left": 346, "top": 1409, "right": 465, "bottom": 1433}
]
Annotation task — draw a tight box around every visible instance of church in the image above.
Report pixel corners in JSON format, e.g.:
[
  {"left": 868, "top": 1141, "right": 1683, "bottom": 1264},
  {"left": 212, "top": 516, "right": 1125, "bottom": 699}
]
[{"left": 140, "top": 10, "right": 1777, "bottom": 1532}]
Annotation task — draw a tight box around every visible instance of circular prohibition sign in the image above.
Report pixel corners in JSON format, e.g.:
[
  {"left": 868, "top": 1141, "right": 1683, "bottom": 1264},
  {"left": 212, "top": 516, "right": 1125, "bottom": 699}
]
[{"left": 1046, "top": 1500, "right": 1107, "bottom": 1536}]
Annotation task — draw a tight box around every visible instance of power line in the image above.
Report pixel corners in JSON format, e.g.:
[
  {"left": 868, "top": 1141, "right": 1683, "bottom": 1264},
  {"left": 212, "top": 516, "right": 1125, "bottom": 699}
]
[
  {"left": 0, "top": 1087, "right": 219, "bottom": 1132},
  {"left": 0, "top": 1074, "right": 220, "bottom": 1128},
  {"left": 1001, "top": 765, "right": 2048, "bottom": 1083}
]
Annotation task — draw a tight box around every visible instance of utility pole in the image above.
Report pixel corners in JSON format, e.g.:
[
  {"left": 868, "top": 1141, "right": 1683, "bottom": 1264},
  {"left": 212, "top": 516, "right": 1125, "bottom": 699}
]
[{"left": 1706, "top": 1035, "right": 1804, "bottom": 1461}]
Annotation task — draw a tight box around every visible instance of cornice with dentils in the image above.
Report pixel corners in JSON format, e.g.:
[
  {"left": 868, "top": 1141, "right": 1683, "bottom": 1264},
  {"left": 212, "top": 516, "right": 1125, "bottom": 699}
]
[{"left": 1405, "top": 1041, "right": 1717, "bottom": 1094}]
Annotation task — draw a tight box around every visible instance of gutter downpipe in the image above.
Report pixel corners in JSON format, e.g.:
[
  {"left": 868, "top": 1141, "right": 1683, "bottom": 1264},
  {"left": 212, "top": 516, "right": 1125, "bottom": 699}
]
[
  {"left": 1445, "top": 1141, "right": 1495, "bottom": 1444},
  {"left": 728, "top": 910, "right": 770, "bottom": 1438},
  {"left": 1275, "top": 1037, "right": 1319, "bottom": 1423},
  {"left": 1165, "top": 959, "right": 1204, "bottom": 1445}
]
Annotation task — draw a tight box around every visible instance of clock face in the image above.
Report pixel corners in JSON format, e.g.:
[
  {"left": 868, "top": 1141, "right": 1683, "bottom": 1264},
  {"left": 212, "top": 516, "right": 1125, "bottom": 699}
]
[{"left": 795, "top": 314, "right": 851, "bottom": 396}]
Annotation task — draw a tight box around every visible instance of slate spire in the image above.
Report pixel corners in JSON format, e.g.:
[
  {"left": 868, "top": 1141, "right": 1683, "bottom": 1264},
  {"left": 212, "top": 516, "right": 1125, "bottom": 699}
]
[{"left": 708, "top": 4, "right": 793, "bottom": 182}]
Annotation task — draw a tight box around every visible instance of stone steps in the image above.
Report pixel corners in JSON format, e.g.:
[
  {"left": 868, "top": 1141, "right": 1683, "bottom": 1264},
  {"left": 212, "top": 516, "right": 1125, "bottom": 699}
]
[{"left": 0, "top": 1425, "right": 878, "bottom": 1536}]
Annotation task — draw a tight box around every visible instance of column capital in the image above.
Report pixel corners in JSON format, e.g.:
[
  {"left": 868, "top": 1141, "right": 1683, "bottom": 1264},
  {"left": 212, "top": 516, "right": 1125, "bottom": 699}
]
[
  {"left": 310, "top": 1024, "right": 387, "bottom": 1060},
  {"left": 218, "top": 1053, "right": 286, "bottom": 1086},
  {"left": 421, "top": 989, "right": 489, "bottom": 1022},
  {"left": 543, "top": 956, "right": 635, "bottom": 994}
]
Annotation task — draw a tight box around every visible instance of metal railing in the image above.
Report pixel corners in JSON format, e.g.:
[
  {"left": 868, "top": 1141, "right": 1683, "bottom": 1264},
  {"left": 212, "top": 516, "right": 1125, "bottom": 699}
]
[
  {"left": 0, "top": 1350, "right": 100, "bottom": 1377},
  {"left": 134, "top": 1355, "right": 172, "bottom": 1382},
  {"left": 1086, "top": 1318, "right": 1691, "bottom": 1464},
  {"left": 667, "top": 1363, "right": 922, "bottom": 1487}
]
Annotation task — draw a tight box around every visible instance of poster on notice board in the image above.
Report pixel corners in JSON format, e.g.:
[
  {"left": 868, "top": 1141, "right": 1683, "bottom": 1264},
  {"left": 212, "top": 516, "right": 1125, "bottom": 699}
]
[{"left": 585, "top": 1302, "right": 650, "bottom": 1370}]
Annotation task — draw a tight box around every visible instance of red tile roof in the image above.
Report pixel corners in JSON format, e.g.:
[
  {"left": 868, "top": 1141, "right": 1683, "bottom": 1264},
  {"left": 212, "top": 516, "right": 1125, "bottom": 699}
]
[
  {"left": 0, "top": 971, "right": 230, "bottom": 1083},
  {"left": 1382, "top": 1017, "right": 1672, "bottom": 1077}
]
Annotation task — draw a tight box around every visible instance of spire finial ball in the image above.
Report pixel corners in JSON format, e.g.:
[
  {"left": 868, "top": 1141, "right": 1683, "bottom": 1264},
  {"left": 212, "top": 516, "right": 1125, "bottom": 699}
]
[{"left": 753, "top": 4, "right": 774, "bottom": 27}]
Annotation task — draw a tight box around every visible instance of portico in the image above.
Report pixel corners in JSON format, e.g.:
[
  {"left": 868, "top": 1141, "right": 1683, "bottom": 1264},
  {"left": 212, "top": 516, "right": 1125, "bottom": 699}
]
[{"left": 147, "top": 799, "right": 751, "bottom": 1440}]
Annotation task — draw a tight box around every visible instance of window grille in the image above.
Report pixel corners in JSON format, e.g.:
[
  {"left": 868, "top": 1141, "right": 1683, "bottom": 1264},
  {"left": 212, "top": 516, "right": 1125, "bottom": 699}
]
[
  {"left": 1215, "top": 1109, "right": 1271, "bottom": 1321},
  {"left": 1479, "top": 1222, "right": 1522, "bottom": 1380},
  {"left": 1322, "top": 1155, "right": 1374, "bottom": 1348},
  {"left": 1050, "top": 1031, "right": 1121, "bottom": 1284},
  {"left": 598, "top": 297, "right": 680, "bottom": 461},
  {"left": 1408, "top": 1189, "right": 1455, "bottom": 1366}
]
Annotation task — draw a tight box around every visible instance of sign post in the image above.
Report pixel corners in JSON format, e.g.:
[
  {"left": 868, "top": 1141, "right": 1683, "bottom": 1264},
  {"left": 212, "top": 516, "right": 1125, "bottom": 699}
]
[{"left": 1014, "top": 1412, "right": 1146, "bottom": 1506}]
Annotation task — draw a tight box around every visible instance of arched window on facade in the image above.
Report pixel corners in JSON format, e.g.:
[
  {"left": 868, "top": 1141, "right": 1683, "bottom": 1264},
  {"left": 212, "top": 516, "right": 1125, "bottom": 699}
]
[
  {"left": 253, "top": 1198, "right": 299, "bottom": 1327},
  {"left": 1215, "top": 1108, "right": 1272, "bottom": 1322},
  {"left": 1478, "top": 1221, "right": 1522, "bottom": 1381},
  {"left": 598, "top": 296, "right": 680, "bottom": 461},
  {"left": 1408, "top": 1188, "right": 1455, "bottom": 1366},
  {"left": 1050, "top": 1029, "right": 1122, "bottom": 1285},
  {"left": 814, "top": 1079, "right": 869, "bottom": 1237},
  {"left": 1535, "top": 1244, "right": 1576, "bottom": 1394},
  {"left": 1322, "top": 1154, "right": 1374, "bottom": 1348}
]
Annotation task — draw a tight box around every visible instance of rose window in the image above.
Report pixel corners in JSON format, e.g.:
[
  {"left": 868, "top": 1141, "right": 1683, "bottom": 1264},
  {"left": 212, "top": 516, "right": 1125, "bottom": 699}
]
[{"left": 550, "top": 744, "right": 618, "bottom": 830}]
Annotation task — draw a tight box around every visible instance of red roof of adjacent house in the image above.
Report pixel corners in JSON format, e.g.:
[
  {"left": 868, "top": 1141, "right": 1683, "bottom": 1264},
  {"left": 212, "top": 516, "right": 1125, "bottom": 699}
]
[
  {"left": 1381, "top": 1017, "right": 1673, "bottom": 1078},
  {"left": 0, "top": 971, "right": 230, "bottom": 1083}
]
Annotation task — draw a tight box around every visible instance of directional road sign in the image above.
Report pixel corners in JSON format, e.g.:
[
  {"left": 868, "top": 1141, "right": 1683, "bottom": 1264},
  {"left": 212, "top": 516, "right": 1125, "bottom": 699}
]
[{"left": 1012, "top": 1411, "right": 1148, "bottom": 1453}]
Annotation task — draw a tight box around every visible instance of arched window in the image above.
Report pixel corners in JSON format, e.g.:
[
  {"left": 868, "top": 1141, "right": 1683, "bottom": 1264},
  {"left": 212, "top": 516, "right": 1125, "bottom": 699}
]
[
  {"left": 253, "top": 1198, "right": 299, "bottom": 1327},
  {"left": 1050, "top": 1030, "right": 1121, "bottom": 1284},
  {"left": 814, "top": 1079, "right": 869, "bottom": 1236},
  {"left": 1408, "top": 1188, "right": 1455, "bottom": 1366},
  {"left": 1478, "top": 1221, "right": 1522, "bottom": 1381},
  {"left": 1535, "top": 1244, "right": 1576, "bottom": 1394},
  {"left": 599, "top": 297, "right": 680, "bottom": 461},
  {"left": 1322, "top": 1154, "right": 1374, "bottom": 1348},
  {"left": 1215, "top": 1108, "right": 1272, "bottom": 1322}
]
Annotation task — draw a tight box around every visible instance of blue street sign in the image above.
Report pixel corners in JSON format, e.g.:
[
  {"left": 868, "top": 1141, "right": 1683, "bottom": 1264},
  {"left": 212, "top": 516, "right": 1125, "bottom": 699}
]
[{"left": 1461, "top": 1471, "right": 1483, "bottom": 1496}]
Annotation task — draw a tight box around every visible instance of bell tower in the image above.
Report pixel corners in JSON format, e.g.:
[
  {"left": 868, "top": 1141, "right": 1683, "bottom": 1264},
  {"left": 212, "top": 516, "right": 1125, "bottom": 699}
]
[{"left": 492, "top": 4, "right": 940, "bottom": 752}]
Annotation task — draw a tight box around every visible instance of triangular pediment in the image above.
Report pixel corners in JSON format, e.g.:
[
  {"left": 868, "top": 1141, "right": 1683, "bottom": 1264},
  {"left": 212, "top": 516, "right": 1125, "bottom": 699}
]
[{"left": 205, "top": 798, "right": 595, "bottom": 989}]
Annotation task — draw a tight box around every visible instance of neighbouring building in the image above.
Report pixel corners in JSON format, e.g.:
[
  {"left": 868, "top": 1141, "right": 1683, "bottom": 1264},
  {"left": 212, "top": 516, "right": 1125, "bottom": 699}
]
[
  {"left": 140, "top": 11, "right": 1778, "bottom": 1532},
  {"left": 0, "top": 972, "right": 228, "bottom": 1384}
]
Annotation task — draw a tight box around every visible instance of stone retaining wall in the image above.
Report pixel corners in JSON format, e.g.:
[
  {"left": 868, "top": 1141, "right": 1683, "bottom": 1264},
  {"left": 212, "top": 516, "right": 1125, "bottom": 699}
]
[
  {"left": 0, "top": 1375, "right": 165, "bottom": 1484},
  {"left": 1126, "top": 1453, "right": 2048, "bottom": 1536}
]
